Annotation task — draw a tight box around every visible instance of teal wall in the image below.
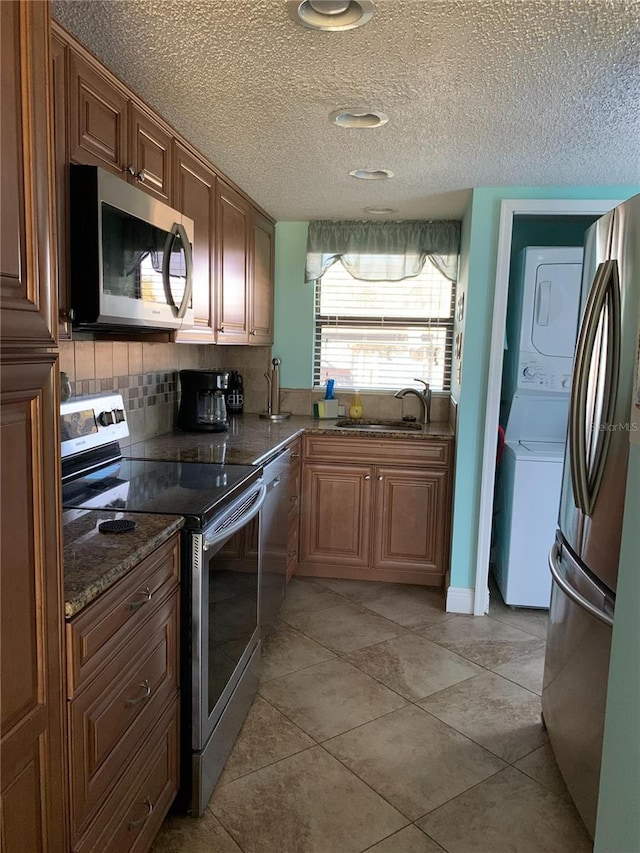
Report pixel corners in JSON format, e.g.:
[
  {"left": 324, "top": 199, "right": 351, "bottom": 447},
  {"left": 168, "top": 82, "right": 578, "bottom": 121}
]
[
  {"left": 273, "top": 222, "right": 312, "bottom": 387},
  {"left": 448, "top": 185, "right": 640, "bottom": 590},
  {"left": 594, "top": 443, "right": 640, "bottom": 852}
]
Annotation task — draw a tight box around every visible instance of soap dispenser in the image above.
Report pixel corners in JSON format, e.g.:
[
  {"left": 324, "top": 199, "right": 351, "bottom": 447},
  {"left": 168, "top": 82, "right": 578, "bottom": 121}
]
[{"left": 349, "top": 390, "right": 364, "bottom": 420}]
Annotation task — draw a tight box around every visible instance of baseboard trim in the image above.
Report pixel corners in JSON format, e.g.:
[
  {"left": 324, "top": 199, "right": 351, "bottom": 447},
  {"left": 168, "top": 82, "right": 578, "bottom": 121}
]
[{"left": 446, "top": 586, "right": 475, "bottom": 614}]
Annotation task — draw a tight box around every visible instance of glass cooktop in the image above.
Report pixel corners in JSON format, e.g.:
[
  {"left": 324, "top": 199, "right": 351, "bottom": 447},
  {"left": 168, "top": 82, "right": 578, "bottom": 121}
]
[{"left": 62, "top": 457, "right": 262, "bottom": 529}]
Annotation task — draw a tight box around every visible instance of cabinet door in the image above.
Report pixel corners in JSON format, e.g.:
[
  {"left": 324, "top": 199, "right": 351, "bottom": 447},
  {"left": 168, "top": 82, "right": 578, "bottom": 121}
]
[
  {"left": 173, "top": 144, "right": 216, "bottom": 343},
  {"left": 0, "top": 0, "right": 56, "bottom": 346},
  {"left": 373, "top": 466, "right": 449, "bottom": 579},
  {"left": 51, "top": 31, "right": 72, "bottom": 340},
  {"left": 216, "top": 182, "right": 250, "bottom": 343},
  {"left": 1, "top": 355, "right": 67, "bottom": 853},
  {"left": 300, "top": 462, "right": 372, "bottom": 569},
  {"left": 129, "top": 104, "right": 173, "bottom": 203},
  {"left": 68, "top": 49, "right": 127, "bottom": 174},
  {"left": 250, "top": 210, "right": 274, "bottom": 345}
]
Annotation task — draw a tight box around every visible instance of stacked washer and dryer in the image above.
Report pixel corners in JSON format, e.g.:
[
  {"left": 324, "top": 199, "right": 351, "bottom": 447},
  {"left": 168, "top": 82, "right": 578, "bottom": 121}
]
[{"left": 492, "top": 246, "right": 583, "bottom": 608}]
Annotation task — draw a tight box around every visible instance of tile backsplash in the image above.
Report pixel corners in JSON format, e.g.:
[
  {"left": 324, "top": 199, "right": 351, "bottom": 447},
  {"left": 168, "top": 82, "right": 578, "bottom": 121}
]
[
  {"left": 59, "top": 341, "right": 273, "bottom": 442},
  {"left": 60, "top": 341, "right": 453, "bottom": 441}
]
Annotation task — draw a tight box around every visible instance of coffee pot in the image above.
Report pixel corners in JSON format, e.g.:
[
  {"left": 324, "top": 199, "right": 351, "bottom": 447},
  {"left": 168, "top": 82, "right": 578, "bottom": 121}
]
[{"left": 178, "top": 370, "right": 229, "bottom": 432}]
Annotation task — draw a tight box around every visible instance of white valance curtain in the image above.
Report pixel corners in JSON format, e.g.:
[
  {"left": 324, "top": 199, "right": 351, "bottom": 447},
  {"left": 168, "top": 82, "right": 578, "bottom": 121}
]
[{"left": 305, "top": 219, "right": 460, "bottom": 283}]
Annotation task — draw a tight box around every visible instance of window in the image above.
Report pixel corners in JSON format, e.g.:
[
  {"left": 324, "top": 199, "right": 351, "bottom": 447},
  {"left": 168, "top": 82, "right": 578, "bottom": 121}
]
[{"left": 313, "top": 256, "right": 455, "bottom": 392}]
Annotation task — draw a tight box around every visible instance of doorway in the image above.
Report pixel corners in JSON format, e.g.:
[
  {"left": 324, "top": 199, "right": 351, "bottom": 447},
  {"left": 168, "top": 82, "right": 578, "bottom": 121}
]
[{"left": 473, "top": 198, "right": 624, "bottom": 616}]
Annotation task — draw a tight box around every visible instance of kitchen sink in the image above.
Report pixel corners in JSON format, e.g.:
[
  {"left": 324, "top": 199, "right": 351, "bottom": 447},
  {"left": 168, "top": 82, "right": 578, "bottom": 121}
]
[{"left": 334, "top": 419, "right": 422, "bottom": 431}]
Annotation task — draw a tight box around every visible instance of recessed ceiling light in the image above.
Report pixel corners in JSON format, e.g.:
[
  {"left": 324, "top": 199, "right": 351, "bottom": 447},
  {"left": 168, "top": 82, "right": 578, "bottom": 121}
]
[
  {"left": 364, "top": 206, "right": 397, "bottom": 215},
  {"left": 287, "top": 0, "right": 375, "bottom": 31},
  {"left": 349, "top": 168, "right": 394, "bottom": 180},
  {"left": 329, "top": 109, "right": 389, "bottom": 128}
]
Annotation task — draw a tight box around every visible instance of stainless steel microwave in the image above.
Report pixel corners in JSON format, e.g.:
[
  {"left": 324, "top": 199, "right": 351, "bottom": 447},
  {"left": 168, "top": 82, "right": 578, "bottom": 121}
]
[{"left": 69, "top": 165, "right": 194, "bottom": 332}]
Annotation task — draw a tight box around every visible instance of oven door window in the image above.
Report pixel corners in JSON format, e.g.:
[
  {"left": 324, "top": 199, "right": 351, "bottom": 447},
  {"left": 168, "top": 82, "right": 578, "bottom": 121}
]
[{"left": 206, "top": 516, "right": 259, "bottom": 718}]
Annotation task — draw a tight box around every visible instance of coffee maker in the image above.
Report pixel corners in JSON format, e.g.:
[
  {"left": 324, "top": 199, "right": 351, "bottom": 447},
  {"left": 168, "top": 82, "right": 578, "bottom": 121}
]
[{"left": 178, "top": 370, "right": 229, "bottom": 432}]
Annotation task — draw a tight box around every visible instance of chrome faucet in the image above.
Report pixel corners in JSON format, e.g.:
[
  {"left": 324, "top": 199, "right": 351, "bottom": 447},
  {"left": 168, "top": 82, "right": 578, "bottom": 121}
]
[{"left": 394, "top": 379, "right": 432, "bottom": 424}]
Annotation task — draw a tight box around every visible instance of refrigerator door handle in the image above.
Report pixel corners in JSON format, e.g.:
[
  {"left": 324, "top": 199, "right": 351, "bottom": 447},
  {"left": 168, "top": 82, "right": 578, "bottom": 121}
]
[
  {"left": 549, "top": 543, "right": 614, "bottom": 627},
  {"left": 568, "top": 259, "right": 621, "bottom": 515}
]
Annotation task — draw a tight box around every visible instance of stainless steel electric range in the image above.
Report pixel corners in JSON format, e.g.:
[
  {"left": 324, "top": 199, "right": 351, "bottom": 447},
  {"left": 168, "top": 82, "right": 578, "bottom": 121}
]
[{"left": 61, "top": 393, "right": 265, "bottom": 815}]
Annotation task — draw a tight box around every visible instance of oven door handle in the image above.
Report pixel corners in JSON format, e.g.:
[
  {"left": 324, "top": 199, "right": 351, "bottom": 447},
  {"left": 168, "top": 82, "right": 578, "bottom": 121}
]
[{"left": 202, "top": 483, "right": 267, "bottom": 551}]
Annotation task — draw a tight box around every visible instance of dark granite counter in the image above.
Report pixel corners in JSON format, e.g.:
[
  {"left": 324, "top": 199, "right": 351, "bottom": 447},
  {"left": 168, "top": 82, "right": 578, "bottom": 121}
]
[
  {"left": 127, "top": 414, "right": 454, "bottom": 467},
  {"left": 62, "top": 510, "right": 184, "bottom": 618}
]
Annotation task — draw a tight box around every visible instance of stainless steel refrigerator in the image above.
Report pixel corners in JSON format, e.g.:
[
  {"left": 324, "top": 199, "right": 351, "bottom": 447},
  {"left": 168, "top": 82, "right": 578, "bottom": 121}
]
[{"left": 542, "top": 193, "right": 640, "bottom": 839}]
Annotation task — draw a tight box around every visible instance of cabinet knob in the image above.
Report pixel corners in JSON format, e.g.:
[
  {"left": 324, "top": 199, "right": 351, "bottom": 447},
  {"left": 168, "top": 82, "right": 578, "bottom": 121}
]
[
  {"left": 378, "top": 475, "right": 384, "bottom": 481},
  {"left": 290, "top": 452, "right": 299, "bottom": 459},
  {"left": 364, "top": 475, "right": 371, "bottom": 480},
  {"left": 217, "top": 326, "right": 225, "bottom": 333},
  {"left": 251, "top": 330, "right": 257, "bottom": 336}
]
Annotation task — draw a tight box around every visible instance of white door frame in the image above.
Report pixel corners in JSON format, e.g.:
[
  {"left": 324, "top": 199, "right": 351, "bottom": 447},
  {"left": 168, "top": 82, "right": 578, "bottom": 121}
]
[{"left": 473, "top": 197, "right": 623, "bottom": 616}]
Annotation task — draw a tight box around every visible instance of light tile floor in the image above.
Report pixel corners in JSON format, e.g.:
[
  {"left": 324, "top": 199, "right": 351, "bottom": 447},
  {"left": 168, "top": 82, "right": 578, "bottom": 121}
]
[{"left": 151, "top": 577, "right": 593, "bottom": 853}]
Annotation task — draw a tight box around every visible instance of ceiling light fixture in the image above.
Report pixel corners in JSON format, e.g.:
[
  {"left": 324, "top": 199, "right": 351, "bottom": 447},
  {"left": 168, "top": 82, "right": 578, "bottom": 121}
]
[
  {"left": 288, "top": 0, "right": 375, "bottom": 31},
  {"left": 364, "top": 206, "right": 397, "bottom": 215},
  {"left": 329, "top": 109, "right": 389, "bottom": 128},
  {"left": 349, "top": 168, "right": 394, "bottom": 180}
]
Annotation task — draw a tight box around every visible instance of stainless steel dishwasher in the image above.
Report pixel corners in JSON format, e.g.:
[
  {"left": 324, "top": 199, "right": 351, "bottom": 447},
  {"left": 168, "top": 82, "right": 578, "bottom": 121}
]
[{"left": 260, "top": 447, "right": 290, "bottom": 635}]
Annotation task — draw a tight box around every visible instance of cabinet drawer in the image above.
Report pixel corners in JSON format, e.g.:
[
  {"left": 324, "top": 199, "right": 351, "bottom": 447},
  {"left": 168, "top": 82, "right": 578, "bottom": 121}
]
[
  {"left": 69, "top": 592, "right": 179, "bottom": 837},
  {"left": 73, "top": 698, "right": 179, "bottom": 853},
  {"left": 67, "top": 535, "right": 179, "bottom": 695},
  {"left": 303, "top": 435, "right": 451, "bottom": 467}
]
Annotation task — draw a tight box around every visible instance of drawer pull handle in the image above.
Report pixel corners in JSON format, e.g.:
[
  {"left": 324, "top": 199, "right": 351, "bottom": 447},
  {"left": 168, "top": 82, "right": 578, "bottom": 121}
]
[
  {"left": 290, "top": 452, "right": 300, "bottom": 459},
  {"left": 128, "top": 797, "right": 153, "bottom": 830},
  {"left": 125, "top": 587, "right": 152, "bottom": 611},
  {"left": 125, "top": 679, "right": 152, "bottom": 707}
]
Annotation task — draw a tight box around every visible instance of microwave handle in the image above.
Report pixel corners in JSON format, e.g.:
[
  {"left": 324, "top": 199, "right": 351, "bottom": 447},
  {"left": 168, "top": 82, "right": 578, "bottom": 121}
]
[{"left": 162, "top": 223, "right": 193, "bottom": 319}]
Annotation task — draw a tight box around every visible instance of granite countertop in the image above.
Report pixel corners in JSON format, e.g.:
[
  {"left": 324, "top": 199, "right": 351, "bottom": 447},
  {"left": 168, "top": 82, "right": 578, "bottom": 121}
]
[
  {"left": 127, "top": 413, "right": 454, "bottom": 466},
  {"left": 62, "top": 510, "right": 184, "bottom": 618},
  {"left": 64, "top": 415, "right": 453, "bottom": 617}
]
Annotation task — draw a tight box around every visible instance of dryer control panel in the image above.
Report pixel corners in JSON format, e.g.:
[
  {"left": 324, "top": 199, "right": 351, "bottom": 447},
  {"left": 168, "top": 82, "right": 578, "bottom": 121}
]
[{"left": 517, "top": 356, "right": 573, "bottom": 393}]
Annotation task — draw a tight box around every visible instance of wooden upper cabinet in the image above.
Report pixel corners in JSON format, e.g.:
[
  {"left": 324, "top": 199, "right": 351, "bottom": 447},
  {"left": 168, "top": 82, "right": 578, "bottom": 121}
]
[
  {"left": 55, "top": 23, "right": 276, "bottom": 346},
  {"left": 173, "top": 143, "right": 216, "bottom": 343},
  {"left": 0, "top": 0, "right": 56, "bottom": 347},
  {"left": 50, "top": 32, "right": 72, "bottom": 340},
  {"left": 216, "top": 181, "right": 251, "bottom": 343},
  {"left": 250, "top": 210, "right": 275, "bottom": 345},
  {"left": 129, "top": 105, "right": 173, "bottom": 203},
  {"left": 68, "top": 49, "right": 128, "bottom": 175},
  {"left": 68, "top": 47, "right": 173, "bottom": 203}
]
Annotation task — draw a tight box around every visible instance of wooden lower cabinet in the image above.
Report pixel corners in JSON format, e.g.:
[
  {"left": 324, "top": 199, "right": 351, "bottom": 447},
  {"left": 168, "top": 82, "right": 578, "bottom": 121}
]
[
  {"left": 298, "top": 436, "right": 452, "bottom": 586},
  {"left": 66, "top": 535, "right": 180, "bottom": 852},
  {"left": 0, "top": 354, "right": 67, "bottom": 853}
]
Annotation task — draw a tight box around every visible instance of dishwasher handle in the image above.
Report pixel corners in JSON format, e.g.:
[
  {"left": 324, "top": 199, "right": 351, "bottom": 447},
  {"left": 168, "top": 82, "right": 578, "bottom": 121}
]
[{"left": 203, "top": 483, "right": 267, "bottom": 551}]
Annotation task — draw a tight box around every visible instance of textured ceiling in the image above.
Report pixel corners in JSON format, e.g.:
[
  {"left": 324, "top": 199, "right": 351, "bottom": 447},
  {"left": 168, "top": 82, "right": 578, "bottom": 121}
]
[{"left": 52, "top": 0, "right": 640, "bottom": 221}]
